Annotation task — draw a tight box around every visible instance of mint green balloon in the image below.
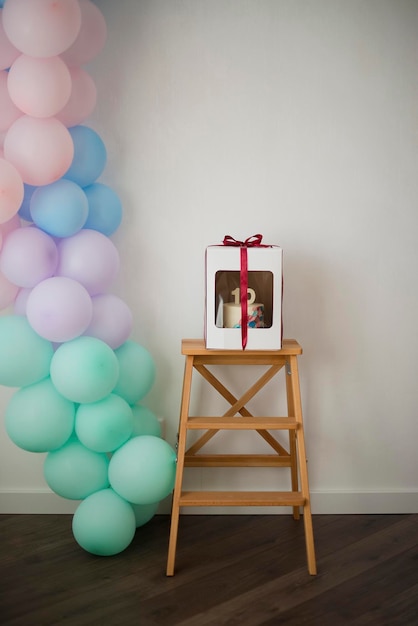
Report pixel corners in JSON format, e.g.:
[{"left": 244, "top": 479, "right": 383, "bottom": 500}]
[
  {"left": 132, "top": 501, "right": 159, "bottom": 528},
  {"left": 112, "top": 341, "right": 156, "bottom": 405},
  {"left": 75, "top": 393, "right": 133, "bottom": 453},
  {"left": 109, "top": 435, "right": 176, "bottom": 505},
  {"left": 50, "top": 336, "right": 119, "bottom": 403},
  {"left": 72, "top": 488, "right": 136, "bottom": 556},
  {"left": 0, "top": 315, "right": 53, "bottom": 387},
  {"left": 131, "top": 404, "right": 161, "bottom": 438},
  {"left": 6, "top": 378, "right": 75, "bottom": 452},
  {"left": 44, "top": 438, "right": 109, "bottom": 500}
]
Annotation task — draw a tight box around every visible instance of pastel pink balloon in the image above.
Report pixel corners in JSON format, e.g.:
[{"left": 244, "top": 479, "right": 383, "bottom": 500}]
[
  {"left": 4, "top": 116, "right": 74, "bottom": 186},
  {"left": 0, "top": 212, "right": 21, "bottom": 251},
  {"left": 0, "top": 269, "right": 19, "bottom": 310},
  {"left": 55, "top": 67, "right": 97, "bottom": 127},
  {"left": 2, "top": 0, "right": 81, "bottom": 58},
  {"left": 0, "top": 226, "right": 58, "bottom": 288},
  {"left": 0, "top": 9, "right": 20, "bottom": 71},
  {"left": 7, "top": 55, "right": 72, "bottom": 118},
  {"left": 0, "top": 157, "right": 24, "bottom": 224},
  {"left": 84, "top": 294, "right": 133, "bottom": 349},
  {"left": 27, "top": 276, "right": 93, "bottom": 343},
  {"left": 0, "top": 70, "right": 21, "bottom": 132},
  {"left": 61, "top": 0, "right": 107, "bottom": 67},
  {"left": 56, "top": 230, "right": 120, "bottom": 296}
]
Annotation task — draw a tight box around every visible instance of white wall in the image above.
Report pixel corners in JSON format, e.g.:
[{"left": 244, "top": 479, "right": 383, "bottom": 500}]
[{"left": 1, "top": 0, "right": 418, "bottom": 514}]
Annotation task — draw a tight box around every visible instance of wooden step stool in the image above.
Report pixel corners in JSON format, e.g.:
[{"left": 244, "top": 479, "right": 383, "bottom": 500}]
[{"left": 166, "top": 338, "right": 317, "bottom": 576}]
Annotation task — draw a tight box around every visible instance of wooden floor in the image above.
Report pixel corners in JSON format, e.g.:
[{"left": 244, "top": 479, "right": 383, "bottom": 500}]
[{"left": 0, "top": 513, "right": 417, "bottom": 625}]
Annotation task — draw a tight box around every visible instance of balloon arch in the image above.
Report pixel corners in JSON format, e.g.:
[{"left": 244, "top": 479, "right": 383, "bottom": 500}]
[{"left": 0, "top": 0, "right": 176, "bottom": 556}]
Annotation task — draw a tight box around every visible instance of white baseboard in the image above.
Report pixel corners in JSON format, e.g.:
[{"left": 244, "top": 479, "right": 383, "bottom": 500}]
[
  {"left": 311, "top": 489, "right": 418, "bottom": 514},
  {"left": 0, "top": 490, "right": 80, "bottom": 514},
  {"left": 1, "top": 489, "right": 417, "bottom": 515}
]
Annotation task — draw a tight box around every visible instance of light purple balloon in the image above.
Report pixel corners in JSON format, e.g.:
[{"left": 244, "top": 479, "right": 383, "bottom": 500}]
[
  {"left": 56, "top": 229, "right": 119, "bottom": 296},
  {"left": 26, "top": 276, "right": 93, "bottom": 343},
  {"left": 14, "top": 287, "right": 32, "bottom": 315},
  {"left": 0, "top": 226, "right": 58, "bottom": 288},
  {"left": 84, "top": 293, "right": 133, "bottom": 349}
]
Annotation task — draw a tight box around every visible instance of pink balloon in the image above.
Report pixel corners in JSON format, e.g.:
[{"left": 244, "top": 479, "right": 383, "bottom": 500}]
[
  {"left": 0, "top": 212, "right": 21, "bottom": 250},
  {"left": 0, "top": 70, "right": 21, "bottom": 132},
  {"left": 0, "top": 9, "right": 20, "bottom": 71},
  {"left": 4, "top": 116, "right": 74, "bottom": 186},
  {"left": 0, "top": 157, "right": 24, "bottom": 224},
  {"left": 0, "top": 269, "right": 19, "bottom": 310},
  {"left": 84, "top": 294, "right": 133, "bottom": 349},
  {"left": 55, "top": 67, "right": 97, "bottom": 127},
  {"left": 0, "top": 226, "right": 58, "bottom": 288},
  {"left": 2, "top": 0, "right": 81, "bottom": 58},
  {"left": 61, "top": 0, "right": 107, "bottom": 67},
  {"left": 56, "top": 230, "right": 120, "bottom": 296},
  {"left": 27, "top": 276, "right": 93, "bottom": 343},
  {"left": 7, "top": 55, "right": 72, "bottom": 118}
]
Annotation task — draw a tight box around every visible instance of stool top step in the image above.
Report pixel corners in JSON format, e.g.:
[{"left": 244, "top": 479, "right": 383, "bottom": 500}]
[{"left": 181, "top": 339, "right": 302, "bottom": 356}]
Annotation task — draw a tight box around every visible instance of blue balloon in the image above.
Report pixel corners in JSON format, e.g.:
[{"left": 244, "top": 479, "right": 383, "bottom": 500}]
[
  {"left": 30, "top": 179, "right": 88, "bottom": 238},
  {"left": 64, "top": 126, "right": 107, "bottom": 187},
  {"left": 18, "top": 184, "right": 36, "bottom": 222},
  {"left": 83, "top": 183, "right": 122, "bottom": 236}
]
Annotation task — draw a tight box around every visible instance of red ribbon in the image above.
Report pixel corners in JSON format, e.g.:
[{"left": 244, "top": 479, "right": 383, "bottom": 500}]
[{"left": 222, "top": 234, "right": 267, "bottom": 349}]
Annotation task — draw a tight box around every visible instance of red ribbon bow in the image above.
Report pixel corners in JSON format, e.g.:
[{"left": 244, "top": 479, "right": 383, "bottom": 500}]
[
  {"left": 222, "top": 234, "right": 265, "bottom": 248},
  {"left": 222, "top": 234, "right": 266, "bottom": 349}
]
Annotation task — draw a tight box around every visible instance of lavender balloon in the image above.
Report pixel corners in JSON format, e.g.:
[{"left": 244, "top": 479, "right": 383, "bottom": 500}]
[
  {"left": 0, "top": 226, "right": 58, "bottom": 288},
  {"left": 84, "top": 293, "right": 133, "bottom": 349},
  {"left": 26, "top": 276, "right": 93, "bottom": 343},
  {"left": 56, "top": 229, "right": 119, "bottom": 296}
]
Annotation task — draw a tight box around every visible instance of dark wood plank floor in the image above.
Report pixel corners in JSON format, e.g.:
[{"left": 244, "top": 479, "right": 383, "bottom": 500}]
[{"left": 0, "top": 513, "right": 417, "bottom": 625}]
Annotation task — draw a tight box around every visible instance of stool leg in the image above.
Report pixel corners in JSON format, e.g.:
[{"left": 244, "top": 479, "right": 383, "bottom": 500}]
[
  {"left": 298, "top": 433, "right": 317, "bottom": 575},
  {"left": 166, "top": 355, "right": 194, "bottom": 576},
  {"left": 166, "top": 499, "right": 180, "bottom": 577},
  {"left": 286, "top": 361, "right": 300, "bottom": 520},
  {"left": 288, "top": 430, "right": 300, "bottom": 520},
  {"left": 288, "top": 355, "right": 317, "bottom": 575}
]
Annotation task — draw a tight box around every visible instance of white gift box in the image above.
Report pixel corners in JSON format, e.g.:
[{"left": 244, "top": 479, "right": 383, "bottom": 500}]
[{"left": 205, "top": 240, "right": 283, "bottom": 350}]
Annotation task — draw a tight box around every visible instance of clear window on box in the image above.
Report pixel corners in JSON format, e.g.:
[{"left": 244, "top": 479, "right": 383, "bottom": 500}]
[{"left": 214, "top": 271, "right": 273, "bottom": 329}]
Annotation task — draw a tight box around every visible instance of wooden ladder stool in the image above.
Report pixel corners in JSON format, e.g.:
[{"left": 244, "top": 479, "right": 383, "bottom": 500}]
[{"left": 166, "top": 338, "right": 317, "bottom": 576}]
